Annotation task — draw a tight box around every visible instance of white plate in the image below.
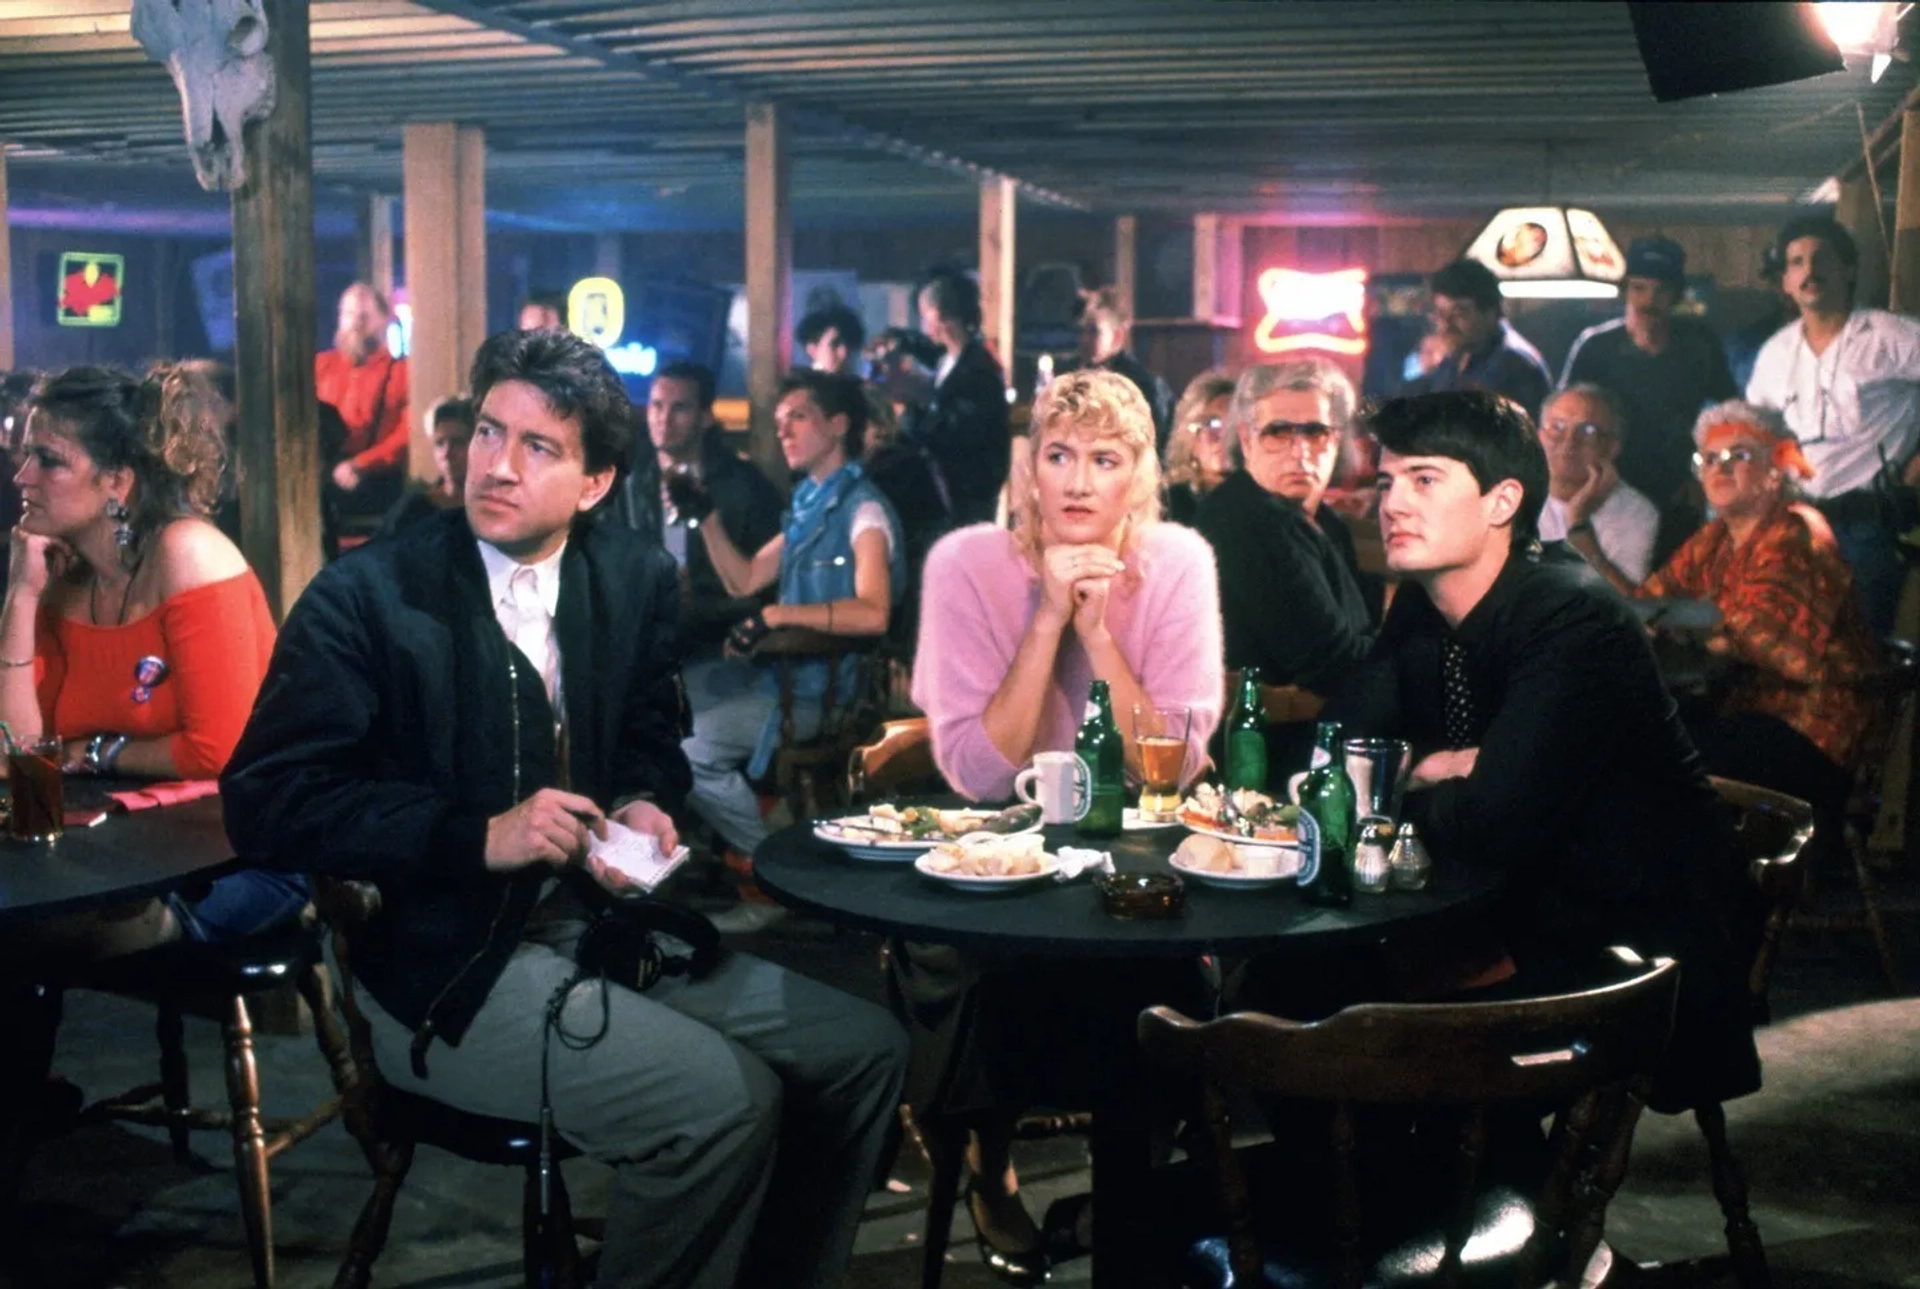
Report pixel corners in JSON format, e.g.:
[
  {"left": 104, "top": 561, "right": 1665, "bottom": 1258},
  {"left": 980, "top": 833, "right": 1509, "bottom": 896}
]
[
  {"left": 1124, "top": 808, "right": 1182, "bottom": 831},
  {"left": 913, "top": 852, "right": 1061, "bottom": 892},
  {"left": 813, "top": 812, "right": 1042, "bottom": 862},
  {"left": 1180, "top": 817, "right": 1301, "bottom": 850},
  {"left": 1170, "top": 848, "right": 1301, "bottom": 890}
]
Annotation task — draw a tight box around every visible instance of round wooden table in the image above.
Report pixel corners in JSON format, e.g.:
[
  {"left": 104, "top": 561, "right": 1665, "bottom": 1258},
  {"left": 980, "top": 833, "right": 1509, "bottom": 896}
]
[
  {"left": 0, "top": 787, "right": 234, "bottom": 925},
  {"left": 755, "top": 818, "right": 1503, "bottom": 1288}
]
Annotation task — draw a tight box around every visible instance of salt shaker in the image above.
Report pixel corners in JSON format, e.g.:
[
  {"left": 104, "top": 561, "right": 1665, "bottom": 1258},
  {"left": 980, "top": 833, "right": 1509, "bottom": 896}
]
[
  {"left": 1352, "top": 816, "right": 1393, "bottom": 894},
  {"left": 1388, "top": 821, "right": 1431, "bottom": 891}
]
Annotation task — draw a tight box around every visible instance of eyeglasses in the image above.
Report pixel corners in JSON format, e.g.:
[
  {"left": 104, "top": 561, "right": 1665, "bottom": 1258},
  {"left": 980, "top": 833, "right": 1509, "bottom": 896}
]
[
  {"left": 1186, "top": 416, "right": 1226, "bottom": 438},
  {"left": 1540, "top": 420, "right": 1611, "bottom": 442},
  {"left": 1692, "top": 445, "right": 1763, "bottom": 474},
  {"left": 1254, "top": 421, "right": 1337, "bottom": 448}
]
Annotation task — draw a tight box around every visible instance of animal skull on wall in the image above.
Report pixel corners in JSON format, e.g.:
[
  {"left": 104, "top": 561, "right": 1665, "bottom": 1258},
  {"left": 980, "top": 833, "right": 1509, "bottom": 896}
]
[{"left": 131, "top": 0, "right": 278, "bottom": 192}]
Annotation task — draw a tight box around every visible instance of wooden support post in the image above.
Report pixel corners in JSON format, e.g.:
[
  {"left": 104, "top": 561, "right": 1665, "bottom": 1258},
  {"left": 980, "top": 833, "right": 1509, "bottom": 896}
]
[
  {"left": 745, "top": 101, "right": 792, "bottom": 483},
  {"left": 1891, "top": 102, "right": 1920, "bottom": 314},
  {"left": 403, "top": 122, "right": 459, "bottom": 483},
  {"left": 1192, "top": 214, "right": 1220, "bottom": 322},
  {"left": 356, "top": 194, "right": 394, "bottom": 303},
  {"left": 230, "top": 0, "right": 320, "bottom": 619},
  {"left": 1113, "top": 215, "right": 1137, "bottom": 320},
  {"left": 0, "top": 150, "right": 13, "bottom": 371},
  {"left": 455, "top": 127, "right": 487, "bottom": 370},
  {"left": 1838, "top": 174, "right": 1891, "bottom": 310},
  {"left": 979, "top": 176, "right": 1016, "bottom": 371}
]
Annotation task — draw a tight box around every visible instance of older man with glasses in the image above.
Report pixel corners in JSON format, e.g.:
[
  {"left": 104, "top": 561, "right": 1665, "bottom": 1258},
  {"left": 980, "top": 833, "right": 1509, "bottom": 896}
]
[
  {"left": 1535, "top": 383, "right": 1661, "bottom": 592},
  {"left": 1195, "top": 359, "right": 1375, "bottom": 729}
]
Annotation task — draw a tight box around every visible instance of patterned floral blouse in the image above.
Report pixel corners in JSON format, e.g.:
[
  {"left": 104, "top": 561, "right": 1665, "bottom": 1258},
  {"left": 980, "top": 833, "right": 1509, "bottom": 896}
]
[{"left": 1639, "top": 501, "right": 1876, "bottom": 767}]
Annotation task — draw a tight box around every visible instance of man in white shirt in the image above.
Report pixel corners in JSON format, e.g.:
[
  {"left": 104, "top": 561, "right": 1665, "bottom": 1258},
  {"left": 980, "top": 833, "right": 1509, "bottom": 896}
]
[
  {"left": 1535, "top": 384, "right": 1661, "bottom": 592},
  {"left": 1747, "top": 214, "right": 1920, "bottom": 635}
]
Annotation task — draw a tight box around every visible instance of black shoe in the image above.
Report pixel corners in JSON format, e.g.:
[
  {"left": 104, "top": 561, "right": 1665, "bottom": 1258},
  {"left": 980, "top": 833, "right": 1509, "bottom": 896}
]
[
  {"left": 966, "top": 1181, "right": 1051, "bottom": 1286},
  {"left": 1041, "top": 1192, "right": 1093, "bottom": 1264}
]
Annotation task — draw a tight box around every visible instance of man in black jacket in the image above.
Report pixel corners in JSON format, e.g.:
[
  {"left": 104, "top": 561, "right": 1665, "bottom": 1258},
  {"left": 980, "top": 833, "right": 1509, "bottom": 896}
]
[
  {"left": 1328, "top": 390, "right": 1760, "bottom": 1113},
  {"left": 618, "top": 361, "right": 783, "bottom": 659},
  {"left": 221, "top": 330, "right": 906, "bottom": 1289},
  {"left": 893, "top": 266, "right": 1011, "bottom": 526},
  {"left": 1197, "top": 357, "right": 1374, "bottom": 705}
]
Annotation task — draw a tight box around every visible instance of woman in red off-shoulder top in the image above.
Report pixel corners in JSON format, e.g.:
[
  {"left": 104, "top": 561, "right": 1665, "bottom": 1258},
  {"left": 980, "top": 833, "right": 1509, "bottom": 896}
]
[{"left": 0, "top": 365, "right": 305, "bottom": 954}]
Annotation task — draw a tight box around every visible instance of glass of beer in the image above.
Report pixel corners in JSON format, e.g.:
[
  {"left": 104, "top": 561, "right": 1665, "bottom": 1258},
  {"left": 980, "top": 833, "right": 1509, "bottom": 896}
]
[
  {"left": 8, "top": 734, "right": 63, "bottom": 843},
  {"left": 1132, "top": 704, "right": 1192, "bottom": 822}
]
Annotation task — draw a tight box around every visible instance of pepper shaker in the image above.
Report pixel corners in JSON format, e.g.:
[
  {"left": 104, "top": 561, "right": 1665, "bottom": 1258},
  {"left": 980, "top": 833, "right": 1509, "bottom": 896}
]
[{"left": 1389, "top": 821, "right": 1431, "bottom": 891}]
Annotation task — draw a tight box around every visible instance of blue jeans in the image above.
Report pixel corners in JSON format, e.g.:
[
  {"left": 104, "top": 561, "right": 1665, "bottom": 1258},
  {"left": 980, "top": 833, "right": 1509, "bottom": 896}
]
[
  {"left": 167, "top": 871, "right": 309, "bottom": 944},
  {"left": 681, "top": 656, "right": 822, "bottom": 856},
  {"left": 1820, "top": 505, "right": 1906, "bottom": 641}
]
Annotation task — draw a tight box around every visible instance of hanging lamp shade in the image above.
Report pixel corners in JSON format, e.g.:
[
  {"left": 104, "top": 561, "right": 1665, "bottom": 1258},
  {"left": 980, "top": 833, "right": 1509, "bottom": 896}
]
[{"left": 1462, "top": 206, "right": 1627, "bottom": 299}]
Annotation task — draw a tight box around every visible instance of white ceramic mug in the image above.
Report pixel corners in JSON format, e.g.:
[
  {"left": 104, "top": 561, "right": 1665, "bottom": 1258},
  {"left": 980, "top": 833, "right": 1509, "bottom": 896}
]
[{"left": 1014, "top": 751, "right": 1089, "bottom": 825}]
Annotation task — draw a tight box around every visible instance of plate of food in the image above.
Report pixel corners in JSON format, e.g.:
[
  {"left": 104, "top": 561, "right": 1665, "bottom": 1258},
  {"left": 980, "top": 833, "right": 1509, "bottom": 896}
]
[
  {"left": 814, "top": 802, "right": 1043, "bottom": 861},
  {"left": 914, "top": 834, "right": 1059, "bottom": 892},
  {"left": 1169, "top": 833, "right": 1301, "bottom": 890},
  {"left": 1178, "top": 784, "right": 1301, "bottom": 848}
]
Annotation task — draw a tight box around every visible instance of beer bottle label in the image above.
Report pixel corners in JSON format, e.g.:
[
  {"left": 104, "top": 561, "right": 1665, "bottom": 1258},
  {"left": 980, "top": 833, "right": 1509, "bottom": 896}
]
[
  {"left": 1293, "top": 809, "right": 1321, "bottom": 886},
  {"left": 1309, "top": 745, "right": 1332, "bottom": 770},
  {"left": 1071, "top": 754, "right": 1094, "bottom": 822}
]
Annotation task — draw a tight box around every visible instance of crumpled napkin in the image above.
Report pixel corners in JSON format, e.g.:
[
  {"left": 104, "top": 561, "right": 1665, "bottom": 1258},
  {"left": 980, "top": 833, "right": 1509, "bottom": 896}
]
[
  {"left": 1053, "top": 847, "right": 1116, "bottom": 882},
  {"left": 106, "top": 779, "right": 221, "bottom": 812}
]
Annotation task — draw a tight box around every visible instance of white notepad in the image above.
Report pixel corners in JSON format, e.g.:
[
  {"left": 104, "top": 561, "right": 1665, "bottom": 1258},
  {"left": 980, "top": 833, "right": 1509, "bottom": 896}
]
[{"left": 589, "top": 821, "right": 692, "bottom": 893}]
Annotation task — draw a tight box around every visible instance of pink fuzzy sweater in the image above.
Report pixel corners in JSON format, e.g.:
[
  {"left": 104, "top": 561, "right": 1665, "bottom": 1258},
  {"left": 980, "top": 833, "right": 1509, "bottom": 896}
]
[{"left": 912, "top": 522, "right": 1225, "bottom": 802}]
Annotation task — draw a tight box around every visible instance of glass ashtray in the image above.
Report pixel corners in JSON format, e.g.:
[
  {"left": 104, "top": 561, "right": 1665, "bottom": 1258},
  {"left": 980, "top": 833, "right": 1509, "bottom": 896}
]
[{"left": 1094, "top": 870, "right": 1186, "bottom": 919}]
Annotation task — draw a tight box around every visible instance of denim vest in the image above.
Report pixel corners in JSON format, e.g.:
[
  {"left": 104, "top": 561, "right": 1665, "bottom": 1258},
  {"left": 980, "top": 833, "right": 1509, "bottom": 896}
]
[{"left": 747, "top": 469, "right": 906, "bottom": 778}]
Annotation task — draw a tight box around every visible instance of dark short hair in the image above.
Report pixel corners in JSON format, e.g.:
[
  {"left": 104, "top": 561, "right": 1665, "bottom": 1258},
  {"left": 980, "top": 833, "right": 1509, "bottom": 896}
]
[
  {"left": 1430, "top": 259, "right": 1504, "bottom": 313},
  {"left": 652, "top": 360, "right": 716, "bottom": 412},
  {"left": 917, "top": 266, "right": 982, "bottom": 332},
  {"left": 29, "top": 364, "right": 232, "bottom": 550},
  {"left": 517, "top": 290, "right": 567, "bottom": 323},
  {"left": 798, "top": 302, "right": 866, "bottom": 353},
  {"left": 468, "top": 328, "right": 634, "bottom": 478},
  {"left": 1363, "top": 390, "right": 1546, "bottom": 547},
  {"left": 778, "top": 369, "right": 868, "bottom": 461},
  {"left": 430, "top": 395, "right": 476, "bottom": 434},
  {"left": 1776, "top": 213, "right": 1859, "bottom": 273}
]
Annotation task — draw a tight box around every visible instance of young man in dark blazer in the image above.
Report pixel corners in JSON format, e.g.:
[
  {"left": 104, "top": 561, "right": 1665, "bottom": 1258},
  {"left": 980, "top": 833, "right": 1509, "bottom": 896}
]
[
  {"left": 1328, "top": 389, "right": 1760, "bottom": 1113},
  {"left": 221, "top": 329, "right": 906, "bottom": 1288}
]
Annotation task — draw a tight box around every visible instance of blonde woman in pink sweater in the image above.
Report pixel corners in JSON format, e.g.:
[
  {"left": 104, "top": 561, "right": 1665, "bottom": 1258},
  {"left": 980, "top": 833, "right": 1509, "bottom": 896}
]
[{"left": 898, "top": 369, "right": 1223, "bottom": 1280}]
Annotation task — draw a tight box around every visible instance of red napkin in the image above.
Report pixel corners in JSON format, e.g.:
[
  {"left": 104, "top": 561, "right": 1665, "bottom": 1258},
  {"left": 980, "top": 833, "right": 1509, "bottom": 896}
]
[{"left": 106, "top": 779, "right": 221, "bottom": 812}]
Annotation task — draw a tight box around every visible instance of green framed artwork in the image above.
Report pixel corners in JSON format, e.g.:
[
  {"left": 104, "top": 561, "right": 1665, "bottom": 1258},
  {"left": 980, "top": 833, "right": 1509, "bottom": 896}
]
[{"left": 57, "top": 252, "right": 125, "bottom": 327}]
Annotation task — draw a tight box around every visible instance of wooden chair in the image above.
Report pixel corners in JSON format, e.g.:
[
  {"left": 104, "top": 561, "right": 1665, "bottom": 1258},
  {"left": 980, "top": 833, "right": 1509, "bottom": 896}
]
[
  {"left": 846, "top": 716, "right": 942, "bottom": 805},
  {"left": 74, "top": 916, "right": 353, "bottom": 1289},
  {"left": 1641, "top": 776, "right": 1816, "bottom": 1289},
  {"left": 1137, "top": 949, "right": 1681, "bottom": 1289},
  {"left": 1793, "top": 639, "right": 1914, "bottom": 988},
  {"left": 750, "top": 627, "right": 890, "bottom": 824},
  {"left": 312, "top": 880, "right": 587, "bottom": 1289}
]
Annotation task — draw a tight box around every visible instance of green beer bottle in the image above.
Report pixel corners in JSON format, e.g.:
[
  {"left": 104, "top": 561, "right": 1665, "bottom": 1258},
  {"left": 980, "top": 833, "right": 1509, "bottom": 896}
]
[
  {"left": 1075, "top": 680, "right": 1126, "bottom": 838},
  {"left": 1225, "top": 668, "right": 1269, "bottom": 793},
  {"left": 1296, "top": 720, "right": 1354, "bottom": 907}
]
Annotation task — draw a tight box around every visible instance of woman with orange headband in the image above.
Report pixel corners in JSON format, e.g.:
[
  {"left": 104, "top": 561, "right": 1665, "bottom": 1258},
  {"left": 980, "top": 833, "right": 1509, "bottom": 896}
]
[{"left": 1639, "top": 400, "right": 1876, "bottom": 819}]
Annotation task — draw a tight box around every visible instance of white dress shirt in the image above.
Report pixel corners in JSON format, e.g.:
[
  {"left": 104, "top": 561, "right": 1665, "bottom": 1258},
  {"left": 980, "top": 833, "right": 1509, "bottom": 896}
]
[
  {"left": 478, "top": 538, "right": 565, "bottom": 714},
  {"left": 1746, "top": 308, "right": 1920, "bottom": 498},
  {"left": 1537, "top": 480, "right": 1661, "bottom": 585}
]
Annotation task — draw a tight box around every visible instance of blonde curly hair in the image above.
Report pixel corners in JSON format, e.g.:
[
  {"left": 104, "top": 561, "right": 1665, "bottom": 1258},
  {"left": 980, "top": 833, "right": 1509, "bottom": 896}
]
[
  {"left": 1164, "top": 369, "right": 1236, "bottom": 489},
  {"left": 1013, "top": 368, "right": 1160, "bottom": 566}
]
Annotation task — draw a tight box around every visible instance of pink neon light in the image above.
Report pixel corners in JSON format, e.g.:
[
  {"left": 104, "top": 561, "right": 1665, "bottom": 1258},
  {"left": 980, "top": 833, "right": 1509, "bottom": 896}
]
[{"left": 1254, "top": 266, "right": 1369, "bottom": 356}]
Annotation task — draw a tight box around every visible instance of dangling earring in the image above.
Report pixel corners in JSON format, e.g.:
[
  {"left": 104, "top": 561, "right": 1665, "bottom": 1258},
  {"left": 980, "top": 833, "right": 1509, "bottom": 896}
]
[{"left": 104, "top": 497, "right": 134, "bottom": 550}]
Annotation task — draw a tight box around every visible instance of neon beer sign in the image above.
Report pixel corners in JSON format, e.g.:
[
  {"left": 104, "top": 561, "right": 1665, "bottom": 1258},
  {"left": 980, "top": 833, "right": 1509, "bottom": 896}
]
[{"left": 1253, "top": 267, "right": 1367, "bottom": 357}]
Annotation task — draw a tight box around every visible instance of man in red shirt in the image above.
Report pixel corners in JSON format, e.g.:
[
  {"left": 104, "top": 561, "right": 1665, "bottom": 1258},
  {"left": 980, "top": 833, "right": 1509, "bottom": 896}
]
[{"left": 314, "top": 283, "right": 411, "bottom": 503}]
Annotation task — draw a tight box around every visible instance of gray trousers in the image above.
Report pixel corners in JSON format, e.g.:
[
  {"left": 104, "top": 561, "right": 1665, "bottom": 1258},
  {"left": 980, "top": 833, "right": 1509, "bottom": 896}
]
[{"left": 358, "top": 889, "right": 908, "bottom": 1289}]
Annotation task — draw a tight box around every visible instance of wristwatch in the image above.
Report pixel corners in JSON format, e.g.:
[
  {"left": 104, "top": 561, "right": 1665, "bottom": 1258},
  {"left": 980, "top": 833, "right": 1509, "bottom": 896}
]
[{"left": 84, "top": 733, "right": 129, "bottom": 776}]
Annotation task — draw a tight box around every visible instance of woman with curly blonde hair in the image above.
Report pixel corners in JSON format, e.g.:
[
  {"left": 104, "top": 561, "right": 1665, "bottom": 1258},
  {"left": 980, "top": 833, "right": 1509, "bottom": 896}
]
[
  {"left": 901, "top": 369, "right": 1222, "bottom": 1278},
  {"left": 1162, "top": 369, "right": 1236, "bottom": 524}
]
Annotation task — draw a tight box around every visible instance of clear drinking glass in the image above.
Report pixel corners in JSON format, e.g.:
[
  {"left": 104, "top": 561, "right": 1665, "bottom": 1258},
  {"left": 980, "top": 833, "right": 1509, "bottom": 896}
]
[
  {"left": 1131, "top": 704, "right": 1192, "bottom": 822},
  {"left": 8, "top": 734, "right": 63, "bottom": 843}
]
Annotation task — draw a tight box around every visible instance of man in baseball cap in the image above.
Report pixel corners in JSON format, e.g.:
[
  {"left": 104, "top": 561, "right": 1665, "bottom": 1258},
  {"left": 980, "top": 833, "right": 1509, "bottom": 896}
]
[{"left": 1560, "top": 235, "right": 1739, "bottom": 557}]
